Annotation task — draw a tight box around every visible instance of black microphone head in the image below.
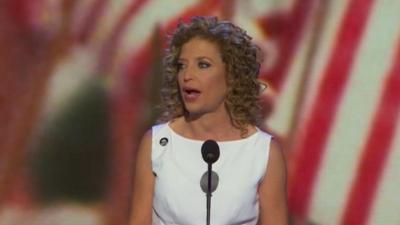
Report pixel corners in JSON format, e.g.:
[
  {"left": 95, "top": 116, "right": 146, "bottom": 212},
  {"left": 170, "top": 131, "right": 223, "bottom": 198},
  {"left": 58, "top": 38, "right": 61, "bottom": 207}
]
[{"left": 201, "top": 140, "right": 220, "bottom": 164}]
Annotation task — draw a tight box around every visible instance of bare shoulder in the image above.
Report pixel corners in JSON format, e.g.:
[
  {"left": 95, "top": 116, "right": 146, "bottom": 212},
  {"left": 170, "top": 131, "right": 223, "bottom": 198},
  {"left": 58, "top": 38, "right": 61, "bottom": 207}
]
[
  {"left": 135, "top": 129, "right": 153, "bottom": 172},
  {"left": 134, "top": 129, "right": 153, "bottom": 163},
  {"left": 134, "top": 129, "right": 153, "bottom": 178},
  {"left": 268, "top": 137, "right": 286, "bottom": 169},
  {"left": 262, "top": 137, "right": 286, "bottom": 188},
  {"left": 257, "top": 136, "right": 289, "bottom": 225},
  {"left": 139, "top": 129, "right": 152, "bottom": 151},
  {"left": 129, "top": 129, "right": 154, "bottom": 225}
]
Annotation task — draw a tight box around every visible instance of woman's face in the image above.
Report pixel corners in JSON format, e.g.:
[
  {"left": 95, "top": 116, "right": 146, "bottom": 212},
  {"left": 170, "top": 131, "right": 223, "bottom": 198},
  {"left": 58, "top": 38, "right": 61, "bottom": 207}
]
[{"left": 177, "top": 37, "right": 228, "bottom": 117}]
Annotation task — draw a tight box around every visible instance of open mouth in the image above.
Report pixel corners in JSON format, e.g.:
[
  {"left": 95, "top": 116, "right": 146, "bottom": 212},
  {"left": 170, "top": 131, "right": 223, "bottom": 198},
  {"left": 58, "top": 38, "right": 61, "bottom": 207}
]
[{"left": 182, "top": 87, "right": 201, "bottom": 100}]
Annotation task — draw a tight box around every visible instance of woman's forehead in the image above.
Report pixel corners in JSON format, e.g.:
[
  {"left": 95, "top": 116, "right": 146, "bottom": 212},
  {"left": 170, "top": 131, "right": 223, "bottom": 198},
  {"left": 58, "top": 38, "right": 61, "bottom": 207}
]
[{"left": 179, "top": 38, "right": 223, "bottom": 61}]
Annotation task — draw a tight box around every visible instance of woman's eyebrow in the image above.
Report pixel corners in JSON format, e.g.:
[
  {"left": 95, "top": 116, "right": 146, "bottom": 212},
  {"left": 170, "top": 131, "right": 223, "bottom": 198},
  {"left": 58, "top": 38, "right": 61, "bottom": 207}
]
[
  {"left": 196, "top": 56, "right": 213, "bottom": 62},
  {"left": 178, "top": 56, "right": 213, "bottom": 63}
]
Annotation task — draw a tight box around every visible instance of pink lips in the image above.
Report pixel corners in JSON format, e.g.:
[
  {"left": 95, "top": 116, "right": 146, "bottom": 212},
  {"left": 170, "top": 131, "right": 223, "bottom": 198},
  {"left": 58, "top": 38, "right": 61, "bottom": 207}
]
[{"left": 182, "top": 87, "right": 201, "bottom": 102}]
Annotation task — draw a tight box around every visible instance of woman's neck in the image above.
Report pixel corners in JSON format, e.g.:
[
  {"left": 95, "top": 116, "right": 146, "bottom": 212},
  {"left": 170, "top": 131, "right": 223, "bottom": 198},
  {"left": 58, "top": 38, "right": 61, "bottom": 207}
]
[{"left": 171, "top": 113, "right": 251, "bottom": 141}]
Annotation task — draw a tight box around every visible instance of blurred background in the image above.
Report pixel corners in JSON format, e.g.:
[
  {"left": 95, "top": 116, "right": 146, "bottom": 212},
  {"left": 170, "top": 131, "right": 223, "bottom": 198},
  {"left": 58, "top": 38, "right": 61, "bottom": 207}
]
[{"left": 0, "top": 0, "right": 399, "bottom": 224}]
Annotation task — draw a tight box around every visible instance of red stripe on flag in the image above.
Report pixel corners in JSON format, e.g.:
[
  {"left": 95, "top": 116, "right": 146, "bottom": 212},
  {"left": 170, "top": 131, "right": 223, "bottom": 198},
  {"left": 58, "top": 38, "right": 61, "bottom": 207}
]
[
  {"left": 340, "top": 39, "right": 400, "bottom": 225},
  {"left": 288, "top": 0, "right": 375, "bottom": 219},
  {"left": 258, "top": 0, "right": 315, "bottom": 90}
]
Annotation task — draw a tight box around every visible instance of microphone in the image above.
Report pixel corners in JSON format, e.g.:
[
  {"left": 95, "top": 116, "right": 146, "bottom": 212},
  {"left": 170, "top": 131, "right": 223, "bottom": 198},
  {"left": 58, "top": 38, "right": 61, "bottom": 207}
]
[
  {"left": 201, "top": 140, "right": 220, "bottom": 225},
  {"left": 201, "top": 140, "right": 220, "bottom": 163}
]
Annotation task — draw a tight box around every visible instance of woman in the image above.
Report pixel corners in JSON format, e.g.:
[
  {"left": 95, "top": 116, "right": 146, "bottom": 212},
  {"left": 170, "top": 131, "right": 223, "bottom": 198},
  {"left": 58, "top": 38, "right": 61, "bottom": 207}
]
[{"left": 130, "top": 16, "right": 288, "bottom": 225}]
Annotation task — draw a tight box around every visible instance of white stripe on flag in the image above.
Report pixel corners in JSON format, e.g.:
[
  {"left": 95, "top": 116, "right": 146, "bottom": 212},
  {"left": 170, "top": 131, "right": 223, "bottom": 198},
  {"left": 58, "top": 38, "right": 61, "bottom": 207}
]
[
  {"left": 266, "top": 0, "right": 350, "bottom": 136},
  {"left": 309, "top": 0, "right": 400, "bottom": 224},
  {"left": 368, "top": 89, "right": 400, "bottom": 225},
  {"left": 120, "top": 0, "right": 199, "bottom": 52},
  {"left": 298, "top": 0, "right": 350, "bottom": 121}
]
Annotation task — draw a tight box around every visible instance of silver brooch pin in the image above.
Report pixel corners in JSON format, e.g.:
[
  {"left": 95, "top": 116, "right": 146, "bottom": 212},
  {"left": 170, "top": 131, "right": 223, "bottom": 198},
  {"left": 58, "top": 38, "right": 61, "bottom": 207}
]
[{"left": 159, "top": 137, "right": 168, "bottom": 146}]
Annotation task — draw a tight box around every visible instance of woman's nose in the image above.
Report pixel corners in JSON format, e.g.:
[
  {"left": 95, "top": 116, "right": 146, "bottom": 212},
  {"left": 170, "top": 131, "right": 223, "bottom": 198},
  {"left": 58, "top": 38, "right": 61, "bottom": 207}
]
[{"left": 182, "top": 66, "right": 195, "bottom": 81}]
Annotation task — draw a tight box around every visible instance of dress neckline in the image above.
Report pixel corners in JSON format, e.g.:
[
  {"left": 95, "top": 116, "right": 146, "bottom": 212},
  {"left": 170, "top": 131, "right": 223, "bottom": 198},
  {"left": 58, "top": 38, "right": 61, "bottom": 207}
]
[{"left": 166, "top": 122, "right": 260, "bottom": 145}]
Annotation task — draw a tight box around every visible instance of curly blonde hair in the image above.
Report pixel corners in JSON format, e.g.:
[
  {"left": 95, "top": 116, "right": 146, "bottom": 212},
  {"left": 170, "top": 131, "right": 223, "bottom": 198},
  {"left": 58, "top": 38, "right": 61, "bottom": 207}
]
[{"left": 159, "top": 16, "right": 263, "bottom": 136}]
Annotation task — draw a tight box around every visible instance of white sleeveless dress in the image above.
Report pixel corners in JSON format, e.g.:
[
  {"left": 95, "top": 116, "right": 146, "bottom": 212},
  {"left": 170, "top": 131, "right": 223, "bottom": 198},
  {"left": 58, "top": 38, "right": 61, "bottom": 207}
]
[{"left": 151, "top": 122, "right": 272, "bottom": 225}]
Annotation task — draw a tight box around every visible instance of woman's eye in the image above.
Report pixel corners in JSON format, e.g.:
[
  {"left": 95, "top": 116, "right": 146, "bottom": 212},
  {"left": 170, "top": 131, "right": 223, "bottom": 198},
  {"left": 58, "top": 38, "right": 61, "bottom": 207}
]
[
  {"left": 176, "top": 62, "right": 186, "bottom": 71},
  {"left": 198, "top": 61, "right": 211, "bottom": 69}
]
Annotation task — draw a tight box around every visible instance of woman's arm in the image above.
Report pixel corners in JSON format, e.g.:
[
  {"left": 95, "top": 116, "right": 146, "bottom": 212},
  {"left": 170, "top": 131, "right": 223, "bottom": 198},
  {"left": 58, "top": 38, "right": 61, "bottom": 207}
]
[
  {"left": 129, "top": 131, "right": 154, "bottom": 225},
  {"left": 258, "top": 138, "right": 289, "bottom": 225}
]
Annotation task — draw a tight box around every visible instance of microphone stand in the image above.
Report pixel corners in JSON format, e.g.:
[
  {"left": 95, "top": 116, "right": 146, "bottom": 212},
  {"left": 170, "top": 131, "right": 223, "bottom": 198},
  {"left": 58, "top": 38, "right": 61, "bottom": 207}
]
[
  {"left": 206, "top": 163, "right": 212, "bottom": 225},
  {"left": 201, "top": 140, "right": 219, "bottom": 225}
]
